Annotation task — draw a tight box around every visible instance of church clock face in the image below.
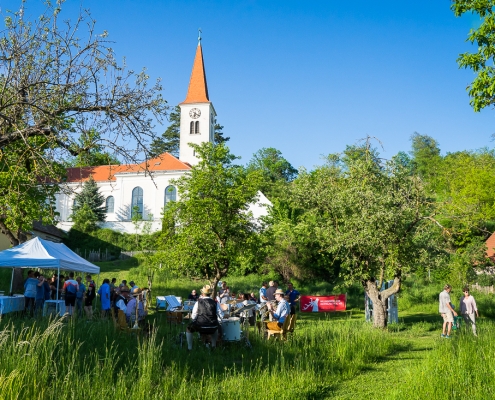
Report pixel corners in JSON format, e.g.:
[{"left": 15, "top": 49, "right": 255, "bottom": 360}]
[{"left": 189, "top": 108, "right": 201, "bottom": 119}]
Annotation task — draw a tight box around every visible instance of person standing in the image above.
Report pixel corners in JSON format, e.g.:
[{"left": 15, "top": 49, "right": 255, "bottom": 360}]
[
  {"left": 259, "top": 282, "right": 268, "bottom": 304},
  {"left": 110, "top": 278, "right": 117, "bottom": 305},
  {"left": 35, "top": 273, "right": 48, "bottom": 316},
  {"left": 63, "top": 272, "right": 79, "bottom": 316},
  {"left": 218, "top": 281, "right": 230, "bottom": 304},
  {"left": 75, "top": 277, "right": 86, "bottom": 318},
  {"left": 460, "top": 286, "right": 479, "bottom": 337},
  {"left": 84, "top": 275, "right": 96, "bottom": 320},
  {"left": 439, "top": 284, "right": 457, "bottom": 338},
  {"left": 24, "top": 270, "right": 38, "bottom": 316},
  {"left": 98, "top": 278, "right": 111, "bottom": 318},
  {"left": 266, "top": 281, "right": 276, "bottom": 302},
  {"left": 285, "top": 282, "right": 301, "bottom": 315}
]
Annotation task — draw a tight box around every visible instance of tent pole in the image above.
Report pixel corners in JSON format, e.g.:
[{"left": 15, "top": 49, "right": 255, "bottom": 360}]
[
  {"left": 9, "top": 268, "right": 14, "bottom": 296},
  {"left": 56, "top": 266, "right": 60, "bottom": 301}
]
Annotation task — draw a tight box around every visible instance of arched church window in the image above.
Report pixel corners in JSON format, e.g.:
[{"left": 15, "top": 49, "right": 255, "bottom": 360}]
[
  {"left": 190, "top": 121, "right": 195, "bottom": 134},
  {"left": 131, "top": 187, "right": 143, "bottom": 219},
  {"left": 164, "top": 185, "right": 177, "bottom": 205},
  {"left": 195, "top": 121, "right": 200, "bottom": 134},
  {"left": 106, "top": 196, "right": 115, "bottom": 213}
]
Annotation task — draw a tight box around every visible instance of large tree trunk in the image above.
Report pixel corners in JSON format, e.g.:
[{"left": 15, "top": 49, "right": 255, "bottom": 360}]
[{"left": 364, "top": 275, "right": 401, "bottom": 328}]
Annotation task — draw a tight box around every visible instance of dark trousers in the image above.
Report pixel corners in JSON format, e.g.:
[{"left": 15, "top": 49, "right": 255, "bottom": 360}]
[{"left": 24, "top": 297, "right": 35, "bottom": 316}]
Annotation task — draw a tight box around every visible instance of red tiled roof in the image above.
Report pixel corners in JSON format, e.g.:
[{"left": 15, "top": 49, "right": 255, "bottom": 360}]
[
  {"left": 486, "top": 232, "right": 495, "bottom": 259},
  {"left": 65, "top": 153, "right": 190, "bottom": 183},
  {"left": 181, "top": 43, "right": 210, "bottom": 104}
]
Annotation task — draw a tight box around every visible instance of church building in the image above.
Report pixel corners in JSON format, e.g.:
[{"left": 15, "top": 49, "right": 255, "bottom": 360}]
[{"left": 55, "top": 40, "right": 270, "bottom": 234}]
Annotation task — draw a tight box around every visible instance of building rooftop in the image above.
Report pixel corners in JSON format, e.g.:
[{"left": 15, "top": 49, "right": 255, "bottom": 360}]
[{"left": 65, "top": 153, "right": 191, "bottom": 183}]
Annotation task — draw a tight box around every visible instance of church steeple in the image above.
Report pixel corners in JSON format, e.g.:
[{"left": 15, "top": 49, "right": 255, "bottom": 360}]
[
  {"left": 179, "top": 35, "right": 216, "bottom": 166},
  {"left": 182, "top": 40, "right": 209, "bottom": 104}
]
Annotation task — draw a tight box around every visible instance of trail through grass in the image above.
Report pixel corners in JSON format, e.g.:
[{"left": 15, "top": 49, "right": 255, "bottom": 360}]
[{"left": 330, "top": 330, "right": 436, "bottom": 399}]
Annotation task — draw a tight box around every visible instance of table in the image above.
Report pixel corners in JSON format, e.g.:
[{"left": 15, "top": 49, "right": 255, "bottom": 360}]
[
  {"left": 43, "top": 300, "right": 66, "bottom": 317},
  {"left": 0, "top": 295, "right": 25, "bottom": 315}
]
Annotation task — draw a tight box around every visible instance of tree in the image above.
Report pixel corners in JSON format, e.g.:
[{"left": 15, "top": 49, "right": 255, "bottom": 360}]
[
  {"left": 214, "top": 121, "right": 230, "bottom": 144},
  {"left": 410, "top": 132, "right": 442, "bottom": 183},
  {"left": 0, "top": 139, "right": 62, "bottom": 245},
  {"left": 0, "top": 2, "right": 166, "bottom": 245},
  {"left": 291, "top": 144, "right": 444, "bottom": 328},
  {"left": 150, "top": 106, "right": 181, "bottom": 157},
  {"left": 158, "top": 142, "right": 261, "bottom": 295},
  {"left": 71, "top": 176, "right": 106, "bottom": 227},
  {"left": 149, "top": 107, "right": 229, "bottom": 158},
  {"left": 247, "top": 147, "right": 298, "bottom": 199},
  {"left": 65, "top": 129, "right": 121, "bottom": 167},
  {"left": 452, "top": 1, "right": 495, "bottom": 111}
]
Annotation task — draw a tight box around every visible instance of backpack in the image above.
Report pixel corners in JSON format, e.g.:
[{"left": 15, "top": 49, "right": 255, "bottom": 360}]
[{"left": 66, "top": 283, "right": 77, "bottom": 294}]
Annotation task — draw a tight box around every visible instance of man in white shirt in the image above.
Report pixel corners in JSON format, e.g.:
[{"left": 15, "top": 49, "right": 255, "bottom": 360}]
[
  {"left": 439, "top": 284, "right": 457, "bottom": 338},
  {"left": 186, "top": 285, "right": 224, "bottom": 350},
  {"left": 115, "top": 288, "right": 130, "bottom": 313}
]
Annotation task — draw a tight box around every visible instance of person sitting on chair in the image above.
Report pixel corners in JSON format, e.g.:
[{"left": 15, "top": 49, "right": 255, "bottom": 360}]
[
  {"left": 188, "top": 290, "right": 199, "bottom": 301},
  {"left": 266, "top": 289, "right": 290, "bottom": 332},
  {"left": 126, "top": 288, "right": 146, "bottom": 325},
  {"left": 186, "top": 285, "right": 224, "bottom": 351},
  {"left": 114, "top": 288, "right": 130, "bottom": 314}
]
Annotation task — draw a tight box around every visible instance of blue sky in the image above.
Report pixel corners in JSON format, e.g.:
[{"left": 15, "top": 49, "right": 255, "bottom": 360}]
[{"left": 3, "top": 0, "right": 492, "bottom": 170}]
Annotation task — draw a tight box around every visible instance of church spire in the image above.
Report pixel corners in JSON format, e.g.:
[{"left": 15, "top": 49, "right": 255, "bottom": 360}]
[{"left": 182, "top": 33, "right": 209, "bottom": 104}]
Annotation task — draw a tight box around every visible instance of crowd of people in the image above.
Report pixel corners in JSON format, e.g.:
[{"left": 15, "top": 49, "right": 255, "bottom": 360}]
[
  {"left": 22, "top": 272, "right": 147, "bottom": 325},
  {"left": 184, "top": 280, "right": 301, "bottom": 350}
]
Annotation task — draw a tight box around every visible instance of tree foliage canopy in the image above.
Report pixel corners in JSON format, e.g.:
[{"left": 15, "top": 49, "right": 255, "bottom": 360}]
[
  {"left": 0, "top": 2, "right": 166, "bottom": 243},
  {"left": 452, "top": 0, "right": 495, "bottom": 111},
  {"left": 157, "top": 142, "right": 261, "bottom": 292},
  {"left": 290, "top": 144, "right": 443, "bottom": 327}
]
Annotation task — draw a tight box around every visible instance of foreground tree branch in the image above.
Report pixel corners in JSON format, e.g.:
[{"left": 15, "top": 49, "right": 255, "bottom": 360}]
[{"left": 0, "top": 2, "right": 168, "bottom": 245}]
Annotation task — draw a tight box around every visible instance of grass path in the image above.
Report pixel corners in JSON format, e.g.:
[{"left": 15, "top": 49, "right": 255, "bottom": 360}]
[{"left": 329, "top": 331, "right": 437, "bottom": 399}]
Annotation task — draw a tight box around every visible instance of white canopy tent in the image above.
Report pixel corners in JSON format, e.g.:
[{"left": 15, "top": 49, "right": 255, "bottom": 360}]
[{"left": 0, "top": 237, "right": 100, "bottom": 296}]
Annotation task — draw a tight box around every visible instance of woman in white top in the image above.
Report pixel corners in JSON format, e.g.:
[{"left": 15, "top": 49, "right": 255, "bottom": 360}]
[{"left": 459, "top": 286, "right": 479, "bottom": 336}]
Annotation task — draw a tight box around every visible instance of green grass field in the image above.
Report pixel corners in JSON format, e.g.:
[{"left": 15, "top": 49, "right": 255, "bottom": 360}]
[{"left": 1, "top": 259, "right": 494, "bottom": 399}]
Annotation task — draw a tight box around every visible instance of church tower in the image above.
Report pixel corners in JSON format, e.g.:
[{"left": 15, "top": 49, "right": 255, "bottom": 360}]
[{"left": 179, "top": 36, "right": 216, "bottom": 165}]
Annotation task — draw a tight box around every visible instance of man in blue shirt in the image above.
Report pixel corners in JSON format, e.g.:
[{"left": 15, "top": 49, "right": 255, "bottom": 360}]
[
  {"left": 285, "top": 282, "right": 301, "bottom": 315},
  {"left": 98, "top": 278, "right": 111, "bottom": 318},
  {"left": 266, "top": 289, "right": 290, "bottom": 332}
]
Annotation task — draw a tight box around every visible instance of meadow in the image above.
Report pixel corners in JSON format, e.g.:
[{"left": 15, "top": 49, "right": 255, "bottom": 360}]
[{"left": 1, "top": 260, "right": 495, "bottom": 400}]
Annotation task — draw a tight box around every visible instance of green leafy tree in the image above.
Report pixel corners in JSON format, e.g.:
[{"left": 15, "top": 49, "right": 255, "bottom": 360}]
[
  {"left": 71, "top": 203, "right": 99, "bottom": 233},
  {"left": 247, "top": 147, "right": 298, "bottom": 199},
  {"left": 0, "top": 139, "right": 62, "bottom": 245},
  {"left": 65, "top": 130, "right": 120, "bottom": 167},
  {"left": 150, "top": 106, "right": 181, "bottom": 157},
  {"left": 150, "top": 107, "right": 230, "bottom": 158},
  {"left": 158, "top": 142, "right": 261, "bottom": 295},
  {"left": 292, "top": 144, "right": 444, "bottom": 328},
  {"left": 214, "top": 121, "right": 230, "bottom": 144},
  {"left": 71, "top": 177, "right": 106, "bottom": 224},
  {"left": 452, "top": 1, "right": 495, "bottom": 111},
  {"left": 0, "top": 2, "right": 166, "bottom": 244},
  {"left": 410, "top": 132, "right": 442, "bottom": 183}
]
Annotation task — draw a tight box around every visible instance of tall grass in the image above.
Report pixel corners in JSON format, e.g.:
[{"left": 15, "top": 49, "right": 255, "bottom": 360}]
[
  {"left": 394, "top": 320, "right": 495, "bottom": 399},
  {"left": 0, "top": 314, "right": 397, "bottom": 400}
]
